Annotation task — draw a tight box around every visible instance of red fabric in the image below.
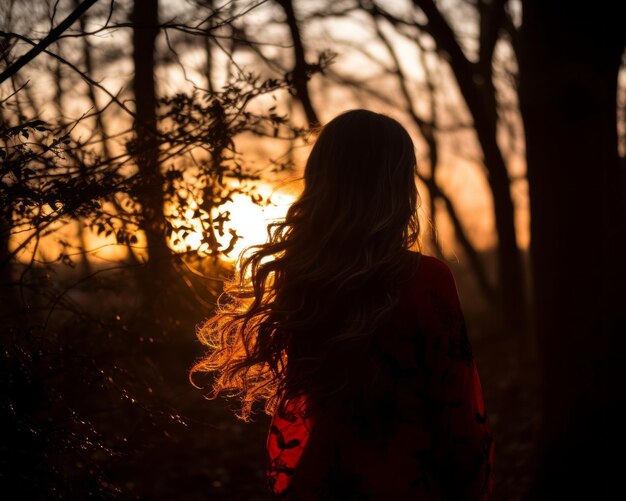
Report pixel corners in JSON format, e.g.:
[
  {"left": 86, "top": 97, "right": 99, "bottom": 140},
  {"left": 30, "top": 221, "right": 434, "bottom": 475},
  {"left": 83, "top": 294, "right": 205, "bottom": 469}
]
[
  {"left": 266, "top": 396, "right": 316, "bottom": 495},
  {"left": 266, "top": 254, "right": 494, "bottom": 499}
]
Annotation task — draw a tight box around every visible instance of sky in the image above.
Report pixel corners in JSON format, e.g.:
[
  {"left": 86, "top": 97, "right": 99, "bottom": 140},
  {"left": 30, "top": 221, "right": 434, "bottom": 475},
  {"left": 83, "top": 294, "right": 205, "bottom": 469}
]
[{"left": 8, "top": 0, "right": 624, "bottom": 267}]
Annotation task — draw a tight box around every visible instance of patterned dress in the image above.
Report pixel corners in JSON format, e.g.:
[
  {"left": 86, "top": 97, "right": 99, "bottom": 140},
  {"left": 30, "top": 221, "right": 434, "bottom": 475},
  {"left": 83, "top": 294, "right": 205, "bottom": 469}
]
[{"left": 267, "top": 253, "right": 494, "bottom": 500}]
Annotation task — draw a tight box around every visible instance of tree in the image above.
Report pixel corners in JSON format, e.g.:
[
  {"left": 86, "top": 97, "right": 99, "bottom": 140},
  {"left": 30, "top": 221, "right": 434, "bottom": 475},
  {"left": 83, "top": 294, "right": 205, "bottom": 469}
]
[
  {"left": 518, "top": 1, "right": 626, "bottom": 497},
  {"left": 276, "top": 0, "right": 320, "bottom": 128},
  {"left": 368, "top": 7, "right": 498, "bottom": 305},
  {"left": 129, "top": 0, "right": 175, "bottom": 309},
  {"left": 0, "top": 1, "right": 325, "bottom": 495},
  {"left": 410, "top": 0, "right": 528, "bottom": 338},
  {"left": 334, "top": 0, "right": 527, "bottom": 335}
]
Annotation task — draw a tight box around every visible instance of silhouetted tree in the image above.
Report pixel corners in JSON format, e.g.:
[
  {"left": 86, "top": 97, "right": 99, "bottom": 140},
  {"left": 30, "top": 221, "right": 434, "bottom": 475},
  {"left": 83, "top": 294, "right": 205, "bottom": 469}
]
[
  {"left": 322, "top": 0, "right": 526, "bottom": 334},
  {"left": 368, "top": 8, "right": 498, "bottom": 304},
  {"left": 518, "top": 1, "right": 626, "bottom": 498},
  {"left": 129, "top": 0, "right": 177, "bottom": 311},
  {"left": 276, "top": 0, "right": 320, "bottom": 128},
  {"left": 0, "top": 1, "right": 325, "bottom": 497},
  {"left": 411, "top": 0, "right": 527, "bottom": 338}
]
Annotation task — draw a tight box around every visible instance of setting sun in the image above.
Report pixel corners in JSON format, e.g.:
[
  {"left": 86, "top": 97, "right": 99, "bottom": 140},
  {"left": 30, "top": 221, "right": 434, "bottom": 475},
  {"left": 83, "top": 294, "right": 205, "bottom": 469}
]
[{"left": 169, "top": 182, "right": 296, "bottom": 261}]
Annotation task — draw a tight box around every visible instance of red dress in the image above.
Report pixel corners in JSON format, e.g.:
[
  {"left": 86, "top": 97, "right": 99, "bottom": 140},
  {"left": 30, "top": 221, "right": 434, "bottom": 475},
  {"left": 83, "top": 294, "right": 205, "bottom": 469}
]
[{"left": 266, "top": 254, "right": 494, "bottom": 499}]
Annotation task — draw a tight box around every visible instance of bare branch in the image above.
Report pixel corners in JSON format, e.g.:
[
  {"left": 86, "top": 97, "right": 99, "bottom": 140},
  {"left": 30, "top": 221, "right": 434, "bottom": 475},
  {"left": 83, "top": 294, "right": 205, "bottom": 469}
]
[{"left": 0, "top": 0, "right": 99, "bottom": 85}]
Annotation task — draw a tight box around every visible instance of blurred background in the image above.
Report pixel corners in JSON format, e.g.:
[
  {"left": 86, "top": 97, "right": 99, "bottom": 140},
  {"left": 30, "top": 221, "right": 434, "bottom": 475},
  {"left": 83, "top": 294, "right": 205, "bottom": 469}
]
[{"left": 1, "top": 1, "right": 624, "bottom": 499}]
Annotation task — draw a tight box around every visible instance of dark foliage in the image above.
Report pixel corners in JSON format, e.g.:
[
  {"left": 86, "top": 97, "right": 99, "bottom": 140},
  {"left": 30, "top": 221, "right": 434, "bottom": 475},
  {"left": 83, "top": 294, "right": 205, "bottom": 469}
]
[{"left": 0, "top": 59, "right": 322, "bottom": 498}]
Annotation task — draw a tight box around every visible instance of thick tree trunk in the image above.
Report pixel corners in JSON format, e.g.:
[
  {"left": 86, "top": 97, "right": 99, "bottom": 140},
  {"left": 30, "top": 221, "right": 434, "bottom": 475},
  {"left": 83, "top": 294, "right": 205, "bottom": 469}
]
[
  {"left": 519, "top": 1, "right": 626, "bottom": 497},
  {"left": 131, "top": 0, "right": 175, "bottom": 304}
]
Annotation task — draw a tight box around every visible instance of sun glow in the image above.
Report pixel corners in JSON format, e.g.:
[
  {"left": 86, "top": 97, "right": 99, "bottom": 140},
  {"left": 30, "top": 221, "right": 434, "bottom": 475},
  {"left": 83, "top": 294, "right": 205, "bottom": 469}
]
[{"left": 168, "top": 183, "right": 296, "bottom": 261}]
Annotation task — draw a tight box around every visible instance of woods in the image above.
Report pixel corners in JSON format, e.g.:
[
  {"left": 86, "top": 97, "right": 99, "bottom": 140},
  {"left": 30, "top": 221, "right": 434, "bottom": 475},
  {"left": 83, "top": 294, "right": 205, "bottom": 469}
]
[
  {"left": 518, "top": 1, "right": 626, "bottom": 497},
  {"left": 1, "top": 0, "right": 624, "bottom": 499}
]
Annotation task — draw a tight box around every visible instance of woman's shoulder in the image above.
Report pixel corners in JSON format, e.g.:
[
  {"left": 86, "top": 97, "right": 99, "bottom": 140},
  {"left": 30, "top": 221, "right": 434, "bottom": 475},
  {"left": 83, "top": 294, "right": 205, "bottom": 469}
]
[
  {"left": 403, "top": 251, "right": 460, "bottom": 304},
  {"left": 405, "top": 251, "right": 456, "bottom": 283}
]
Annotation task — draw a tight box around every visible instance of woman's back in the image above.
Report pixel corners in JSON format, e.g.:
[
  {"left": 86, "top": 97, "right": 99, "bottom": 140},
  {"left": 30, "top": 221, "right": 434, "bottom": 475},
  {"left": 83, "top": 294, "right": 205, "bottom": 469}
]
[
  {"left": 191, "top": 110, "right": 493, "bottom": 499},
  {"left": 267, "top": 252, "right": 494, "bottom": 500}
]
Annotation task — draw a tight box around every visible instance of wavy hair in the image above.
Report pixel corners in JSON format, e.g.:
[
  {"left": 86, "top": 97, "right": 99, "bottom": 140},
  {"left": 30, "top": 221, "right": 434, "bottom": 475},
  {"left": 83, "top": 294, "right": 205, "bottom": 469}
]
[{"left": 190, "top": 109, "right": 422, "bottom": 420}]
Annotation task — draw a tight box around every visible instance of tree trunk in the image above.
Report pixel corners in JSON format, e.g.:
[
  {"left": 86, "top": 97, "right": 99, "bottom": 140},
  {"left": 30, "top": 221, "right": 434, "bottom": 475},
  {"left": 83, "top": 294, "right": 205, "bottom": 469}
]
[
  {"left": 415, "top": 0, "right": 527, "bottom": 338},
  {"left": 0, "top": 113, "right": 19, "bottom": 331},
  {"left": 372, "top": 15, "right": 497, "bottom": 304},
  {"left": 477, "top": 113, "right": 526, "bottom": 338},
  {"left": 518, "top": 1, "right": 626, "bottom": 497},
  {"left": 0, "top": 215, "right": 18, "bottom": 332},
  {"left": 131, "top": 0, "right": 174, "bottom": 305}
]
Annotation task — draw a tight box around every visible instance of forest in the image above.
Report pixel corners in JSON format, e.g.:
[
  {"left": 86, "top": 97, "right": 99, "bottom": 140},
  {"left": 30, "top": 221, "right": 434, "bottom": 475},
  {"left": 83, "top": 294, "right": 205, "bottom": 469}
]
[{"left": 1, "top": 0, "right": 625, "bottom": 499}]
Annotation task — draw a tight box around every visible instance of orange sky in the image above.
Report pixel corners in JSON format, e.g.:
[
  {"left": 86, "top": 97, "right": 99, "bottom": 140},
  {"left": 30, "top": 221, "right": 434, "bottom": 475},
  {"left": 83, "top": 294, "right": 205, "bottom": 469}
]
[{"left": 4, "top": 0, "right": 541, "bottom": 266}]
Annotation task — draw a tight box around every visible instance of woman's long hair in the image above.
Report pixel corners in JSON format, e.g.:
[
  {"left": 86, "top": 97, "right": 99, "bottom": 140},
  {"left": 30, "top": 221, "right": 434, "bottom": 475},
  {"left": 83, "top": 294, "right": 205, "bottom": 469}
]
[{"left": 190, "top": 109, "right": 421, "bottom": 420}]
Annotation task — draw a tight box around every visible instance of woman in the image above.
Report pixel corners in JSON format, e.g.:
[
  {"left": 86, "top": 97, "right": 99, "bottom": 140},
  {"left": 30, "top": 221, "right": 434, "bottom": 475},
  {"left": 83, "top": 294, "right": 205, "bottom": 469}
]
[{"left": 191, "top": 109, "right": 494, "bottom": 499}]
